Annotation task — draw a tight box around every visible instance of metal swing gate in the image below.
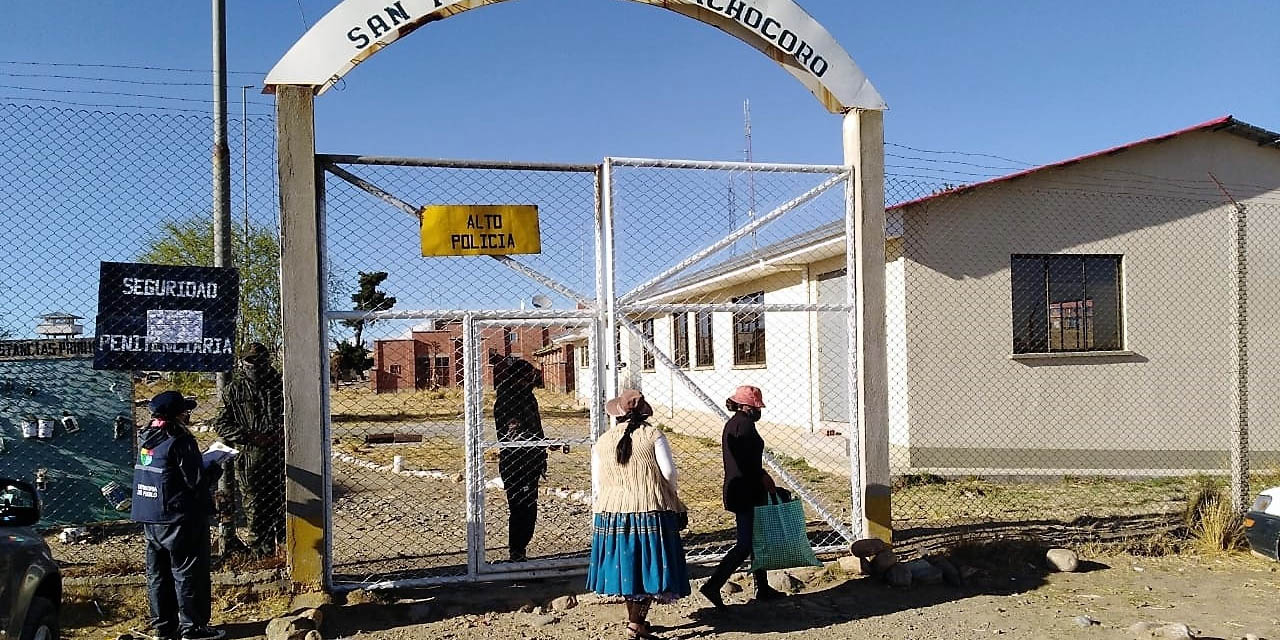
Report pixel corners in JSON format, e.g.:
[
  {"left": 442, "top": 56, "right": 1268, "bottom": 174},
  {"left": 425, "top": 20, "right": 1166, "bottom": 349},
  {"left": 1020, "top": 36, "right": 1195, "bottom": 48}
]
[{"left": 318, "top": 154, "right": 859, "bottom": 590}]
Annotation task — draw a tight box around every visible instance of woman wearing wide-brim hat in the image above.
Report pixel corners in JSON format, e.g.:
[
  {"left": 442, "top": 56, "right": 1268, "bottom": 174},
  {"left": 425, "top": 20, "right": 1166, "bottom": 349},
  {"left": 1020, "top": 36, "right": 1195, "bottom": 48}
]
[
  {"left": 699, "top": 385, "right": 786, "bottom": 609},
  {"left": 586, "top": 389, "right": 689, "bottom": 639}
]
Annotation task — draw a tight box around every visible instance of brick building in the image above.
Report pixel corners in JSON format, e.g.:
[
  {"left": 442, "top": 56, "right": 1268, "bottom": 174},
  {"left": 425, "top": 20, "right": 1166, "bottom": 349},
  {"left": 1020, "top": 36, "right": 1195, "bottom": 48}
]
[{"left": 370, "top": 320, "right": 578, "bottom": 394}]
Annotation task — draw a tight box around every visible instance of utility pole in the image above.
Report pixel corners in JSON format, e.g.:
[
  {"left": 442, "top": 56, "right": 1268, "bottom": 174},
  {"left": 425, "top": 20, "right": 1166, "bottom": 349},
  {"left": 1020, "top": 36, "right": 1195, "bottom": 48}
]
[
  {"left": 240, "top": 84, "right": 253, "bottom": 349},
  {"left": 744, "top": 99, "right": 757, "bottom": 250},
  {"left": 212, "top": 0, "right": 246, "bottom": 557},
  {"left": 213, "top": 0, "right": 233, "bottom": 368}
]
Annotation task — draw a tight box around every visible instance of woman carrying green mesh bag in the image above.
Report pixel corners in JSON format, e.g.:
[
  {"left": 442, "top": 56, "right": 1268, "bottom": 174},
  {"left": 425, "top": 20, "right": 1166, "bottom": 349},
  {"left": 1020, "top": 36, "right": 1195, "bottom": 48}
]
[{"left": 699, "top": 385, "right": 793, "bottom": 610}]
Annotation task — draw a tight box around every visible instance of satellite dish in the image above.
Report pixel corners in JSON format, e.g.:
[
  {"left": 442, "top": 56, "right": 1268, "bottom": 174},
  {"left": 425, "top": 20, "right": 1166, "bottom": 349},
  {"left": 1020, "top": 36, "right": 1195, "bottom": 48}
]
[{"left": 531, "top": 294, "right": 553, "bottom": 309}]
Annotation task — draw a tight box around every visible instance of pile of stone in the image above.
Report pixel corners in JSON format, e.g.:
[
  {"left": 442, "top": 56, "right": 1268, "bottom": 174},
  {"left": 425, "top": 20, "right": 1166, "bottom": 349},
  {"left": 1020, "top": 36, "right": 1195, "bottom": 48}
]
[{"left": 843, "top": 537, "right": 974, "bottom": 590}]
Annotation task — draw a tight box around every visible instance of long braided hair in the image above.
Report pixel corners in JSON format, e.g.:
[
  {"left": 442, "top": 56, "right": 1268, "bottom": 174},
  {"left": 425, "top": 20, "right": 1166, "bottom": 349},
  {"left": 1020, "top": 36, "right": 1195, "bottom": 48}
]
[{"left": 614, "top": 412, "right": 647, "bottom": 465}]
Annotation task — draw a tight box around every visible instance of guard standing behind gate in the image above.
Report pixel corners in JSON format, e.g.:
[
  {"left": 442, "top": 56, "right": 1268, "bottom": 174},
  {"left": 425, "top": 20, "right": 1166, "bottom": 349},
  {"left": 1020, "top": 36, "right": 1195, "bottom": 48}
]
[
  {"left": 213, "top": 343, "right": 285, "bottom": 556},
  {"left": 492, "top": 356, "right": 547, "bottom": 562},
  {"left": 132, "top": 391, "right": 227, "bottom": 640}
]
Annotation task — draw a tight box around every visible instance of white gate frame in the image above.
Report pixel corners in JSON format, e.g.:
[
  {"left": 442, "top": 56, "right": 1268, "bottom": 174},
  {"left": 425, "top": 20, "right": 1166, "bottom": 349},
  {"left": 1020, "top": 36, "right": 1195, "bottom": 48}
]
[{"left": 302, "top": 138, "right": 888, "bottom": 590}]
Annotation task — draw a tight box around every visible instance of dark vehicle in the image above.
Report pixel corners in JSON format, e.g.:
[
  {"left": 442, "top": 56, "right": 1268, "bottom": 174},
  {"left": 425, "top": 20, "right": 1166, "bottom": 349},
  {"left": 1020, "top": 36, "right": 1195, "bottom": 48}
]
[
  {"left": 0, "top": 478, "right": 60, "bottom": 640},
  {"left": 1244, "top": 487, "right": 1280, "bottom": 562}
]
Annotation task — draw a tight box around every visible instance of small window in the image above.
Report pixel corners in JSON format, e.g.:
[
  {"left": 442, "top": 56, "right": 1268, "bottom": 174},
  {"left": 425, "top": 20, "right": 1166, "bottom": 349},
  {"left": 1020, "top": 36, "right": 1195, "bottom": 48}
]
[
  {"left": 732, "top": 291, "right": 766, "bottom": 366},
  {"left": 389, "top": 364, "right": 402, "bottom": 376},
  {"left": 541, "top": 327, "right": 550, "bottom": 346},
  {"left": 578, "top": 343, "right": 589, "bottom": 368},
  {"left": 641, "top": 319, "right": 655, "bottom": 371},
  {"left": 1011, "top": 254, "right": 1122, "bottom": 354},
  {"left": 672, "top": 313, "right": 690, "bottom": 369},
  {"left": 695, "top": 310, "right": 714, "bottom": 368}
]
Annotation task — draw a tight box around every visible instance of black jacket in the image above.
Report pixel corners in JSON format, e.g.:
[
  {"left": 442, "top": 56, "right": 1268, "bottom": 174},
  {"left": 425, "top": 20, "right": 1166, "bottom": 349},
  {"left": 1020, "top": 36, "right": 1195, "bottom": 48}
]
[
  {"left": 492, "top": 358, "right": 547, "bottom": 483},
  {"left": 721, "top": 412, "right": 766, "bottom": 513}
]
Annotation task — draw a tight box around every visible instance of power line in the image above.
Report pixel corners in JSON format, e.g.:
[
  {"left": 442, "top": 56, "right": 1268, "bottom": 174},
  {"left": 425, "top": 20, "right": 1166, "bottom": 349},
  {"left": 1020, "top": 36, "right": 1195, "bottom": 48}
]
[
  {"left": 0, "top": 60, "right": 267, "bottom": 76},
  {"left": 886, "top": 141, "right": 1035, "bottom": 167},
  {"left": 886, "top": 152, "right": 1025, "bottom": 172},
  {"left": 0, "top": 70, "right": 210, "bottom": 87},
  {"left": 0, "top": 96, "right": 273, "bottom": 116},
  {"left": 0, "top": 82, "right": 275, "bottom": 107}
]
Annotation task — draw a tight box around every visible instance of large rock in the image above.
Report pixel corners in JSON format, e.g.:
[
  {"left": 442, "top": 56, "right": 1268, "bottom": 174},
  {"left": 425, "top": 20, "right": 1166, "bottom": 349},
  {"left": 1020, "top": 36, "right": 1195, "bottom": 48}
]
[
  {"left": 850, "top": 538, "right": 891, "bottom": 558},
  {"left": 836, "top": 555, "right": 868, "bottom": 576},
  {"left": 768, "top": 571, "right": 805, "bottom": 594},
  {"left": 549, "top": 595, "right": 578, "bottom": 612},
  {"left": 1158, "top": 624, "right": 1194, "bottom": 640},
  {"left": 929, "top": 555, "right": 962, "bottom": 586},
  {"left": 723, "top": 580, "right": 744, "bottom": 594},
  {"left": 886, "top": 564, "right": 912, "bottom": 589},
  {"left": 904, "top": 559, "right": 943, "bottom": 585},
  {"left": 870, "top": 550, "right": 899, "bottom": 575},
  {"left": 297, "top": 608, "right": 323, "bottom": 628},
  {"left": 266, "top": 616, "right": 316, "bottom": 640},
  {"left": 1128, "top": 622, "right": 1196, "bottom": 640},
  {"left": 1046, "top": 548, "right": 1080, "bottom": 573}
]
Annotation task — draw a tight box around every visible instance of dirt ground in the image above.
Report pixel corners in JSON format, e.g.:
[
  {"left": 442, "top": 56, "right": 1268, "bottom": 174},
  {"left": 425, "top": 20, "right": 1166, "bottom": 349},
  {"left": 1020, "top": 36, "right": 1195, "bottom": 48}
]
[
  {"left": 314, "top": 550, "right": 1279, "bottom": 640},
  {"left": 65, "top": 547, "right": 1276, "bottom": 640}
]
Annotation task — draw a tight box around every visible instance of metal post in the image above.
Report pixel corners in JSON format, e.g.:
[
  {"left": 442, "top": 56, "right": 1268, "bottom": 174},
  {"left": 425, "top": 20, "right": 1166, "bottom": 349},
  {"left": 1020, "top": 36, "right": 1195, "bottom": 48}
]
[
  {"left": 462, "top": 314, "right": 482, "bottom": 577},
  {"left": 212, "top": 0, "right": 232, "bottom": 361},
  {"left": 276, "top": 84, "right": 328, "bottom": 591},
  {"left": 600, "top": 159, "right": 619, "bottom": 398},
  {"left": 844, "top": 109, "right": 891, "bottom": 543},
  {"left": 210, "top": 0, "right": 247, "bottom": 557},
  {"left": 1234, "top": 198, "right": 1250, "bottom": 513}
]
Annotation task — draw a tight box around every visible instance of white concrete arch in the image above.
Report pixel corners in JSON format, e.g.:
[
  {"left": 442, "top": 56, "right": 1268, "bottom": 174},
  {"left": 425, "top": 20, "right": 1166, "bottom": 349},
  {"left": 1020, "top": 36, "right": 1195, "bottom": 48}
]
[{"left": 265, "top": 0, "right": 885, "bottom": 113}]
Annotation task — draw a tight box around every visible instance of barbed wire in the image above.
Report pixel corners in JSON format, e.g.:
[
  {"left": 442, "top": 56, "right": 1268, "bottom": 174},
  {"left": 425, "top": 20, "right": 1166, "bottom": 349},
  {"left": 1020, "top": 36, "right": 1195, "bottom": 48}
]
[{"left": 0, "top": 60, "right": 267, "bottom": 75}]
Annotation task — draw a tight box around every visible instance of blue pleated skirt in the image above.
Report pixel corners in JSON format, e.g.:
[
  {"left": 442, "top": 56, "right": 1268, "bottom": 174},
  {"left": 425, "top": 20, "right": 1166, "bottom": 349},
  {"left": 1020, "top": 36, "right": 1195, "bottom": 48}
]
[{"left": 586, "top": 511, "right": 690, "bottom": 601}]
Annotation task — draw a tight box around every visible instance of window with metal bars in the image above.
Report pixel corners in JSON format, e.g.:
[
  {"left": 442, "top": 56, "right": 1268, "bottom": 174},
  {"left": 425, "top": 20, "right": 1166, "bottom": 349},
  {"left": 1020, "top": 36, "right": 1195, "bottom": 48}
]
[
  {"left": 672, "top": 312, "right": 690, "bottom": 369},
  {"left": 732, "top": 291, "right": 766, "bottom": 366},
  {"left": 1011, "top": 254, "right": 1123, "bottom": 354},
  {"left": 641, "top": 318, "right": 655, "bottom": 371},
  {"left": 695, "top": 310, "right": 714, "bottom": 368}
]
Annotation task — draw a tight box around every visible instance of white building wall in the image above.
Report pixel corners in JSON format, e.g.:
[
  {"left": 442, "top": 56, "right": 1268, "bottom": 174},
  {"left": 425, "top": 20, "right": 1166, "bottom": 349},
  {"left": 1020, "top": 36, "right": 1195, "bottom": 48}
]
[
  {"left": 899, "top": 130, "right": 1280, "bottom": 472},
  {"left": 631, "top": 271, "right": 818, "bottom": 431}
]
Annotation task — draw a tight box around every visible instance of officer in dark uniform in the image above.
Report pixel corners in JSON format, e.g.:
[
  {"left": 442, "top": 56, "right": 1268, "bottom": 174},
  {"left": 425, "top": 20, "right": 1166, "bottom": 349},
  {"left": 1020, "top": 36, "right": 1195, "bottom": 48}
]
[
  {"left": 213, "top": 342, "right": 284, "bottom": 556},
  {"left": 132, "top": 391, "right": 226, "bottom": 640}
]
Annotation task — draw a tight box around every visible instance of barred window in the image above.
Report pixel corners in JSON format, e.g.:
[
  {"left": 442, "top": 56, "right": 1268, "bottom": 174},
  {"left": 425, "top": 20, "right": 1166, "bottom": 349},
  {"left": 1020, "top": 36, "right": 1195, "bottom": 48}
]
[
  {"left": 389, "top": 364, "right": 402, "bottom": 376},
  {"left": 695, "top": 310, "right": 714, "bottom": 368},
  {"left": 672, "top": 313, "right": 690, "bottom": 369},
  {"left": 1011, "top": 254, "right": 1122, "bottom": 354},
  {"left": 641, "top": 319, "right": 655, "bottom": 371},
  {"left": 732, "top": 291, "right": 766, "bottom": 366}
]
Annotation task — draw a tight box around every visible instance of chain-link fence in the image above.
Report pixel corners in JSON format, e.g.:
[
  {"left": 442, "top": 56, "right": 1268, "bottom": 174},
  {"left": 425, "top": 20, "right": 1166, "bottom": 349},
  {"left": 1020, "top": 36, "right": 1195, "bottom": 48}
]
[
  {"left": 609, "top": 158, "right": 858, "bottom": 560},
  {"left": 7, "top": 100, "right": 1279, "bottom": 591},
  {"left": 0, "top": 102, "right": 284, "bottom": 574},
  {"left": 883, "top": 157, "right": 1280, "bottom": 540},
  {"left": 321, "top": 156, "right": 600, "bottom": 585}
]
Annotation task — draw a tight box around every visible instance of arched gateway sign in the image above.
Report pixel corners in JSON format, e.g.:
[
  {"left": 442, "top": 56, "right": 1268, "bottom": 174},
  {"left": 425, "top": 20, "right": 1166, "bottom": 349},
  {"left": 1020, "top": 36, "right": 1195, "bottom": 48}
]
[
  {"left": 269, "top": 0, "right": 890, "bottom": 591},
  {"left": 266, "top": 0, "right": 885, "bottom": 113}
]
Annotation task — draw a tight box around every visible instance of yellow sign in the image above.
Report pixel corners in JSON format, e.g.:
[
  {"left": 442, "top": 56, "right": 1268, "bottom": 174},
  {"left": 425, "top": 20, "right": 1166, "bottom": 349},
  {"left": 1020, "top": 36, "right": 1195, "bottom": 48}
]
[{"left": 419, "top": 205, "right": 542, "bottom": 257}]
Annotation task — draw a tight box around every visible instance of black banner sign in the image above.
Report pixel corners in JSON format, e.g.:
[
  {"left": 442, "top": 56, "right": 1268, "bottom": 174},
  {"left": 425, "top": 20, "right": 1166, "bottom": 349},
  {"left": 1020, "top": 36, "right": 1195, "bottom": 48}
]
[
  {"left": 0, "top": 338, "right": 95, "bottom": 361},
  {"left": 93, "top": 262, "right": 239, "bottom": 372}
]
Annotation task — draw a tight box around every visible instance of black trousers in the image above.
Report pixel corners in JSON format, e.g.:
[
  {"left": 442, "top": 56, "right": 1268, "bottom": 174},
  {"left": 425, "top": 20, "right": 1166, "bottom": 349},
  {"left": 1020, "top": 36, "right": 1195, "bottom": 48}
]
[
  {"left": 705, "top": 509, "right": 767, "bottom": 592},
  {"left": 504, "top": 480, "right": 539, "bottom": 559},
  {"left": 237, "top": 444, "right": 285, "bottom": 553},
  {"left": 144, "top": 520, "right": 211, "bottom": 636}
]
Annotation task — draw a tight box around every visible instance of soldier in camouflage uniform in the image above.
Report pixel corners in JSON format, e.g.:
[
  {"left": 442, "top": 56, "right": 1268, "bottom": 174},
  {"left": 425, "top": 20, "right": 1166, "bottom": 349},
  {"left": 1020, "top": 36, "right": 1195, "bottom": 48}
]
[{"left": 213, "top": 343, "right": 284, "bottom": 556}]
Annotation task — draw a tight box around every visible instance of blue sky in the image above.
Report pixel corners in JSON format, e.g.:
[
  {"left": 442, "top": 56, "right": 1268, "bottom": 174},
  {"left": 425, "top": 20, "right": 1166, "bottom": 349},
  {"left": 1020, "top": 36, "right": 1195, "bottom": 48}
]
[
  {"left": 0, "top": 1, "right": 1278, "bottom": 338},
  {"left": 1, "top": 1, "right": 1276, "bottom": 165}
]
